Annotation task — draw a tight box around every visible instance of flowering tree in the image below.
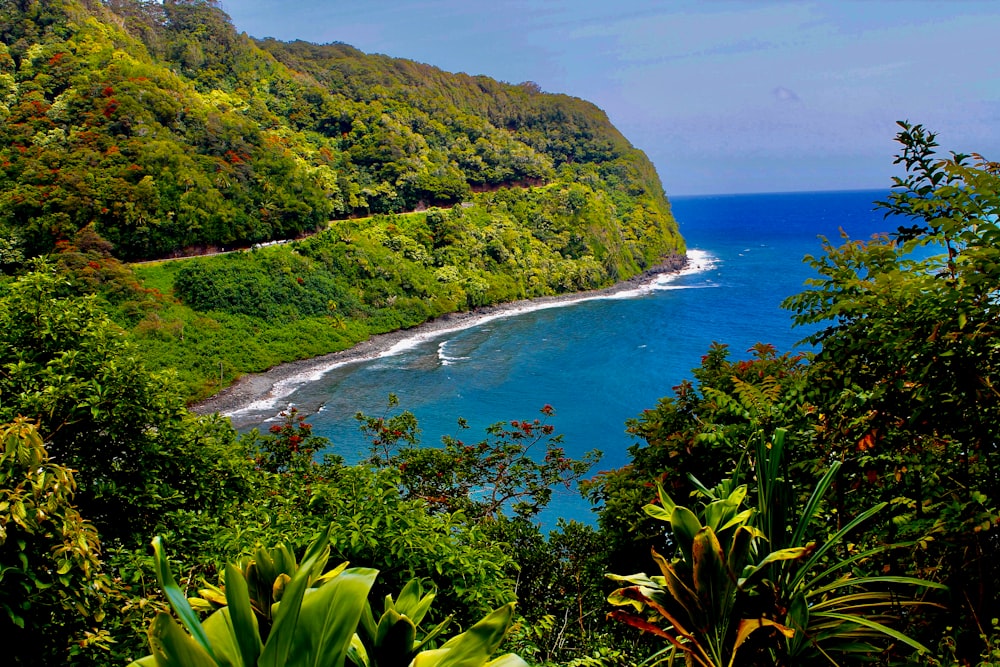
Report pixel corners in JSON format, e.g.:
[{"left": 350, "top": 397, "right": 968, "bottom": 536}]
[{"left": 358, "top": 401, "right": 600, "bottom": 520}]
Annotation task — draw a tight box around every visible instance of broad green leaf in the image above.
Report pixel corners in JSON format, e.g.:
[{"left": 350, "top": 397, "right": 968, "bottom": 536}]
[
  {"left": 259, "top": 551, "right": 324, "bottom": 667},
  {"left": 671, "top": 506, "right": 702, "bottom": 564},
  {"left": 272, "top": 573, "right": 292, "bottom": 605},
  {"left": 147, "top": 613, "right": 219, "bottom": 667},
  {"left": 484, "top": 655, "right": 530, "bottom": 667},
  {"left": 202, "top": 608, "right": 247, "bottom": 667},
  {"left": 421, "top": 603, "right": 516, "bottom": 667},
  {"left": 757, "top": 546, "right": 810, "bottom": 567},
  {"left": 720, "top": 508, "right": 754, "bottom": 533},
  {"left": 656, "top": 557, "right": 702, "bottom": 628},
  {"left": 359, "top": 601, "right": 379, "bottom": 644},
  {"left": 223, "top": 563, "right": 262, "bottom": 667},
  {"left": 406, "top": 589, "right": 437, "bottom": 627},
  {"left": 314, "top": 560, "right": 349, "bottom": 586},
  {"left": 126, "top": 656, "right": 158, "bottom": 667},
  {"left": 655, "top": 482, "right": 677, "bottom": 516},
  {"left": 703, "top": 499, "right": 738, "bottom": 532},
  {"left": 741, "top": 546, "right": 810, "bottom": 590},
  {"left": 299, "top": 525, "right": 334, "bottom": 580},
  {"left": 195, "top": 584, "right": 228, "bottom": 609},
  {"left": 371, "top": 607, "right": 417, "bottom": 667},
  {"left": 394, "top": 578, "right": 422, "bottom": 614},
  {"left": 726, "top": 525, "right": 753, "bottom": 580},
  {"left": 606, "top": 571, "right": 658, "bottom": 588},
  {"left": 294, "top": 567, "right": 379, "bottom": 667},
  {"left": 643, "top": 503, "right": 675, "bottom": 523},
  {"left": 151, "top": 537, "right": 216, "bottom": 661},
  {"left": 346, "top": 635, "right": 369, "bottom": 667},
  {"left": 414, "top": 616, "right": 455, "bottom": 652},
  {"left": 607, "top": 585, "right": 655, "bottom": 612},
  {"left": 412, "top": 647, "right": 449, "bottom": 666},
  {"left": 726, "top": 484, "right": 748, "bottom": 507},
  {"left": 691, "top": 527, "right": 728, "bottom": 622}
]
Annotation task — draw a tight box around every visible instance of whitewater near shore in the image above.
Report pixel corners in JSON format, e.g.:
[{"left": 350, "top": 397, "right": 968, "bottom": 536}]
[{"left": 191, "top": 253, "right": 708, "bottom": 426}]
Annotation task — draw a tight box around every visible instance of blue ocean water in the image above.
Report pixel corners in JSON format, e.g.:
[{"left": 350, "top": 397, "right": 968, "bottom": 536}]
[{"left": 239, "top": 189, "right": 894, "bottom": 525}]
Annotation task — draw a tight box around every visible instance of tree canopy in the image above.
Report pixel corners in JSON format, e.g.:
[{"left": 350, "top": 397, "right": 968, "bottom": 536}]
[{"left": 0, "top": 0, "right": 679, "bottom": 263}]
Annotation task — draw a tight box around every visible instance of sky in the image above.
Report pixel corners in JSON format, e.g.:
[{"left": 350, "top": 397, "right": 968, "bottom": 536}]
[{"left": 219, "top": 1, "right": 1000, "bottom": 196}]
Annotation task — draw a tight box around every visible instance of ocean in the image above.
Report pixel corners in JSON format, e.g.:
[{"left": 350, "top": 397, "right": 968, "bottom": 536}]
[{"left": 236, "top": 189, "right": 895, "bottom": 526}]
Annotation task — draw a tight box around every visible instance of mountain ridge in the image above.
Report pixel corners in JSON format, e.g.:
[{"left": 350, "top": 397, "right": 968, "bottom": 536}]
[{"left": 1, "top": 0, "right": 681, "bottom": 265}]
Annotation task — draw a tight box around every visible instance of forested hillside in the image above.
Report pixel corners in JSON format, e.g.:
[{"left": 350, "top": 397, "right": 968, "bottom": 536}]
[
  {"left": 0, "top": 0, "right": 683, "bottom": 397},
  {"left": 0, "top": 0, "right": 680, "bottom": 262}
]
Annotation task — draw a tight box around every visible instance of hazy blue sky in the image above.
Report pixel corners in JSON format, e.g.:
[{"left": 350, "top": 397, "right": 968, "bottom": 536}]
[{"left": 220, "top": 1, "right": 1000, "bottom": 195}]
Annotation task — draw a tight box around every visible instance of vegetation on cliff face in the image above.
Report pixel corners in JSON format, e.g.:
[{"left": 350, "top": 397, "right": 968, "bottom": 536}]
[
  {"left": 0, "top": 0, "right": 682, "bottom": 397},
  {"left": 0, "top": 0, "right": 680, "bottom": 263}
]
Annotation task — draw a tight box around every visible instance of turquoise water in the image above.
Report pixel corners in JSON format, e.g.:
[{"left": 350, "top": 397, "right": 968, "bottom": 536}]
[{"left": 236, "top": 189, "right": 894, "bottom": 524}]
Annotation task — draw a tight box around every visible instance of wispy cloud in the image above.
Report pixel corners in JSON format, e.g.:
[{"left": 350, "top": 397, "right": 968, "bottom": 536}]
[{"left": 772, "top": 86, "right": 800, "bottom": 103}]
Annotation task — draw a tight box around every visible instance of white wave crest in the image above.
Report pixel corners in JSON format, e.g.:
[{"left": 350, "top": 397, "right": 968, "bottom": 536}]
[{"left": 437, "top": 340, "right": 470, "bottom": 366}]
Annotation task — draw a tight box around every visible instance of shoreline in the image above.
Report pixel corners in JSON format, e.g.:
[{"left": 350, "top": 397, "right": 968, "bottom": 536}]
[{"left": 190, "top": 253, "right": 690, "bottom": 422}]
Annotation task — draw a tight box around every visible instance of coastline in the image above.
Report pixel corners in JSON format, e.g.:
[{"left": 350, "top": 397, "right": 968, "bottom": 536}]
[{"left": 190, "top": 253, "right": 690, "bottom": 422}]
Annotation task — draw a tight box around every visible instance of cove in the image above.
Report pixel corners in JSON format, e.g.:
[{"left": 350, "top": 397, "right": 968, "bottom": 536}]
[{"left": 235, "top": 189, "right": 894, "bottom": 526}]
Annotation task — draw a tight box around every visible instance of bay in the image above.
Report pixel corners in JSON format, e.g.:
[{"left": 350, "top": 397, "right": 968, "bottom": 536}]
[{"left": 240, "top": 189, "right": 894, "bottom": 526}]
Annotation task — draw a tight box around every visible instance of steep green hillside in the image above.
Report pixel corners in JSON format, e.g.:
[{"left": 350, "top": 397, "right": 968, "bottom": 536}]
[
  {"left": 0, "top": 0, "right": 683, "bottom": 398},
  {"left": 0, "top": 0, "right": 681, "bottom": 264}
]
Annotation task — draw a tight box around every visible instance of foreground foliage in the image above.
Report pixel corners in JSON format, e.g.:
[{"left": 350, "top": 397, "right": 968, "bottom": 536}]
[
  {"left": 0, "top": 418, "right": 112, "bottom": 661},
  {"left": 130, "top": 530, "right": 526, "bottom": 667},
  {"left": 608, "top": 430, "right": 945, "bottom": 666},
  {"left": 589, "top": 125, "right": 1000, "bottom": 665}
]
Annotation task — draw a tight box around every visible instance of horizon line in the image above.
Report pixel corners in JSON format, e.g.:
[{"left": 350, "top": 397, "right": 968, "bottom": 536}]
[{"left": 669, "top": 186, "right": 890, "bottom": 199}]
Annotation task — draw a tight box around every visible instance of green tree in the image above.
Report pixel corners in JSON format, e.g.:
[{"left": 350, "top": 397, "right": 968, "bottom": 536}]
[
  {"left": 0, "top": 418, "right": 114, "bottom": 665},
  {"left": 0, "top": 263, "right": 252, "bottom": 545},
  {"left": 359, "top": 402, "right": 600, "bottom": 521},
  {"left": 783, "top": 123, "right": 1000, "bottom": 655}
]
